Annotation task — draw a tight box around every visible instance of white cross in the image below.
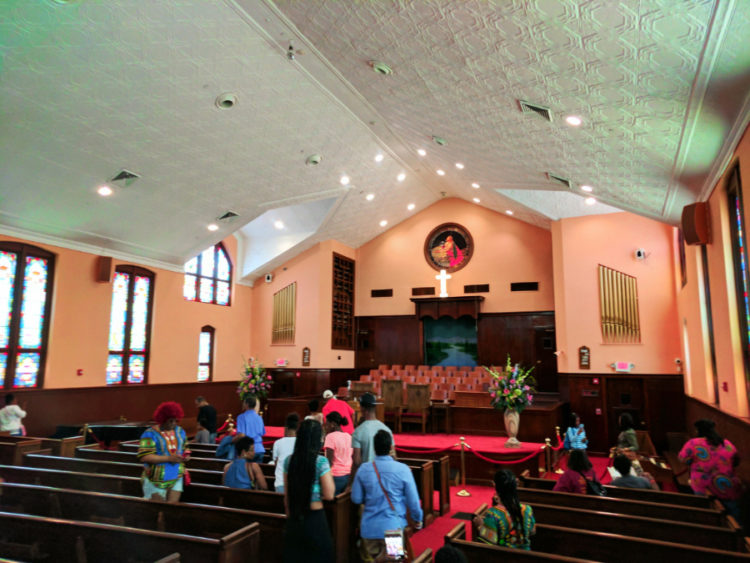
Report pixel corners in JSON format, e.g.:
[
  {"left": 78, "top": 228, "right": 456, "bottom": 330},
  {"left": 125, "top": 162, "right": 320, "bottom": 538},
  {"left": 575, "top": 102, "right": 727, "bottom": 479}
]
[{"left": 436, "top": 269, "right": 451, "bottom": 297}]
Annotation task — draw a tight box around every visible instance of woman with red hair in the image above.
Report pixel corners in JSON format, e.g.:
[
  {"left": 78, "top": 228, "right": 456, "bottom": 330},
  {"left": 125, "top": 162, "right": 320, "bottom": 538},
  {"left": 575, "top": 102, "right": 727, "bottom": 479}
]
[{"left": 137, "top": 401, "right": 189, "bottom": 502}]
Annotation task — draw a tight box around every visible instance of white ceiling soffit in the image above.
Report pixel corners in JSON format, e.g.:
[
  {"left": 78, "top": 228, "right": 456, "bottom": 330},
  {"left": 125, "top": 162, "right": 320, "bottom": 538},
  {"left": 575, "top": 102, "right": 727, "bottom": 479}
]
[
  {"left": 238, "top": 197, "right": 338, "bottom": 280},
  {"left": 0, "top": 0, "right": 749, "bottom": 273},
  {"left": 499, "top": 189, "right": 623, "bottom": 221}
]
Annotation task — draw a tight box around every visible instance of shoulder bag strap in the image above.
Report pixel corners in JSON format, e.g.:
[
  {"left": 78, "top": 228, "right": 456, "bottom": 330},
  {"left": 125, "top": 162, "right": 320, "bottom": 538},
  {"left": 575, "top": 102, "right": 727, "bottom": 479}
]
[{"left": 372, "top": 461, "right": 396, "bottom": 512}]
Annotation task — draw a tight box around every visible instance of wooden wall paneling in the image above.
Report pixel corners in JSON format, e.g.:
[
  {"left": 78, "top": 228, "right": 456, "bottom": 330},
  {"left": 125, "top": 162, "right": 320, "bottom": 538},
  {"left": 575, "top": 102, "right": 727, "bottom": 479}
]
[
  {"left": 559, "top": 375, "right": 608, "bottom": 452},
  {"left": 355, "top": 316, "right": 421, "bottom": 370},
  {"left": 266, "top": 369, "right": 331, "bottom": 397},
  {"left": 606, "top": 377, "right": 645, "bottom": 445},
  {"left": 645, "top": 377, "right": 685, "bottom": 451},
  {"left": 476, "top": 313, "right": 555, "bottom": 377}
]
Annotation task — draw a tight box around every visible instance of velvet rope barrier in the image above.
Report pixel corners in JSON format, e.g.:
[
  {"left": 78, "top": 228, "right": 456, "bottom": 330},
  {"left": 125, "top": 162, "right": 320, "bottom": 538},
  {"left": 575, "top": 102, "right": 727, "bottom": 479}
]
[
  {"left": 83, "top": 425, "right": 113, "bottom": 450},
  {"left": 394, "top": 443, "right": 459, "bottom": 455},
  {"left": 466, "top": 444, "right": 544, "bottom": 465}
]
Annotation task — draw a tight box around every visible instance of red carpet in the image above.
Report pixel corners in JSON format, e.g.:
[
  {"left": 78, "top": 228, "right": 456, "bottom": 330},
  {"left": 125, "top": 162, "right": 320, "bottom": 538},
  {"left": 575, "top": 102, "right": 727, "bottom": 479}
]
[{"left": 265, "top": 427, "right": 545, "bottom": 455}]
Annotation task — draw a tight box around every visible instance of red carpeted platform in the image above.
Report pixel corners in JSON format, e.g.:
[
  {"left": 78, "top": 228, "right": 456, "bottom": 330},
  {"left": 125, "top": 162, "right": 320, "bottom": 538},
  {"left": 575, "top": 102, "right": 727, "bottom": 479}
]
[{"left": 264, "top": 426, "right": 546, "bottom": 455}]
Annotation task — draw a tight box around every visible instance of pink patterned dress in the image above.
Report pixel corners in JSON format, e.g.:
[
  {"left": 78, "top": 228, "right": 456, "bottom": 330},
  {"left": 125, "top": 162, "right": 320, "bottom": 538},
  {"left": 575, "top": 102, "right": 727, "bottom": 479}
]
[{"left": 678, "top": 437, "right": 741, "bottom": 500}]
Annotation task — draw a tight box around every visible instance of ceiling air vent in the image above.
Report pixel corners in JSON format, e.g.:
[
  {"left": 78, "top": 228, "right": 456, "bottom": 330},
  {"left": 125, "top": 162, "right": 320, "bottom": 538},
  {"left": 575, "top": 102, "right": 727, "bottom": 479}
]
[
  {"left": 218, "top": 211, "right": 239, "bottom": 222},
  {"left": 546, "top": 173, "right": 573, "bottom": 189},
  {"left": 519, "top": 100, "right": 552, "bottom": 122},
  {"left": 110, "top": 169, "right": 140, "bottom": 186}
]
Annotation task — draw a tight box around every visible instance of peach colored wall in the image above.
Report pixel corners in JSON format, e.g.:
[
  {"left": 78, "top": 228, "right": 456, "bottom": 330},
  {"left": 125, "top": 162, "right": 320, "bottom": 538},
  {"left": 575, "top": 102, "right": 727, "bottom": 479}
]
[
  {"left": 355, "top": 198, "right": 554, "bottom": 316},
  {"left": 677, "top": 124, "right": 750, "bottom": 417},
  {"left": 2, "top": 235, "right": 252, "bottom": 388},
  {"left": 552, "top": 212, "right": 681, "bottom": 375},
  {"left": 250, "top": 241, "right": 356, "bottom": 369}
]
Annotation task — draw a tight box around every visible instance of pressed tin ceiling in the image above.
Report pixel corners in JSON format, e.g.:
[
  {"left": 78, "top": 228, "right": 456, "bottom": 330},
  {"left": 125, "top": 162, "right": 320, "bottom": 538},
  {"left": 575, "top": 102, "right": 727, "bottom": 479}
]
[{"left": 0, "top": 0, "right": 748, "bottom": 282}]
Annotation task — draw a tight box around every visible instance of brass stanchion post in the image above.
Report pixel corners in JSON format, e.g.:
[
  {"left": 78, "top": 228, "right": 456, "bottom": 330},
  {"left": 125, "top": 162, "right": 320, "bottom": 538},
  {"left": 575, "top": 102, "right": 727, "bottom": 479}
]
[
  {"left": 543, "top": 438, "right": 551, "bottom": 474},
  {"left": 456, "top": 436, "right": 471, "bottom": 497}
]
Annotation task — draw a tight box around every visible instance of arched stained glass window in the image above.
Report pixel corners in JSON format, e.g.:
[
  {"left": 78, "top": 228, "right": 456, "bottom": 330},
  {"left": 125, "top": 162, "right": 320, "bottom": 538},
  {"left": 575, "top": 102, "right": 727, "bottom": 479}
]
[
  {"left": 107, "top": 266, "right": 154, "bottom": 385},
  {"left": 0, "top": 242, "right": 55, "bottom": 389},
  {"left": 728, "top": 164, "right": 750, "bottom": 394},
  {"left": 198, "top": 325, "right": 214, "bottom": 382},
  {"left": 184, "top": 243, "right": 232, "bottom": 306}
]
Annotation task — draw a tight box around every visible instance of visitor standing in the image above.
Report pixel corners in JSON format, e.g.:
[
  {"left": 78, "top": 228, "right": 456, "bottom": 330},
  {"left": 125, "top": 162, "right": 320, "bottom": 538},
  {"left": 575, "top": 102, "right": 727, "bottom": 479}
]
[
  {"left": 236, "top": 396, "right": 265, "bottom": 462},
  {"left": 0, "top": 394, "right": 26, "bottom": 436},
  {"left": 272, "top": 412, "right": 299, "bottom": 493},
  {"left": 321, "top": 389, "right": 355, "bottom": 434},
  {"left": 324, "top": 411, "right": 352, "bottom": 495},
  {"left": 195, "top": 396, "right": 217, "bottom": 443},
  {"left": 352, "top": 392, "right": 393, "bottom": 469},
  {"left": 283, "top": 419, "right": 335, "bottom": 563},
  {"left": 351, "top": 430, "right": 423, "bottom": 562},
  {"left": 137, "top": 401, "right": 189, "bottom": 503}
]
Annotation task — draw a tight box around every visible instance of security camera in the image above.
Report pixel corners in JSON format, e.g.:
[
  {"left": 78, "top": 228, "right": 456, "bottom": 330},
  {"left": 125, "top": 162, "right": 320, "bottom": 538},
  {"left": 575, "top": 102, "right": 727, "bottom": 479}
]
[
  {"left": 287, "top": 45, "right": 295, "bottom": 60},
  {"left": 635, "top": 248, "right": 646, "bottom": 260},
  {"left": 674, "top": 358, "right": 682, "bottom": 365}
]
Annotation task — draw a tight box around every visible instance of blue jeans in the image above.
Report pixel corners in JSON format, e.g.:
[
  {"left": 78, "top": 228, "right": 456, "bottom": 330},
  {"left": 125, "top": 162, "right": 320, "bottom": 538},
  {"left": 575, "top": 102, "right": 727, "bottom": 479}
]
[
  {"left": 209, "top": 432, "right": 217, "bottom": 443},
  {"left": 333, "top": 474, "right": 349, "bottom": 496}
]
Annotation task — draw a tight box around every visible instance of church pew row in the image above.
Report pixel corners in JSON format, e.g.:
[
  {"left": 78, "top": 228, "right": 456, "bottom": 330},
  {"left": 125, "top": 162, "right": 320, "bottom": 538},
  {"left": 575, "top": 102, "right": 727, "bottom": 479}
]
[
  {"left": 517, "top": 486, "right": 728, "bottom": 527},
  {"left": 0, "top": 439, "right": 43, "bottom": 466},
  {"left": 0, "top": 433, "right": 84, "bottom": 457},
  {"left": 444, "top": 522, "right": 590, "bottom": 562},
  {"left": 0, "top": 482, "right": 272, "bottom": 562},
  {"left": 519, "top": 470, "right": 715, "bottom": 509},
  {"left": 0, "top": 464, "right": 354, "bottom": 563},
  {"left": 83, "top": 446, "right": 440, "bottom": 521},
  {"left": 471, "top": 503, "right": 750, "bottom": 562},
  {"left": 26, "top": 452, "right": 226, "bottom": 485},
  {"left": 0, "top": 511, "right": 259, "bottom": 563},
  {"left": 482, "top": 501, "right": 745, "bottom": 552}
]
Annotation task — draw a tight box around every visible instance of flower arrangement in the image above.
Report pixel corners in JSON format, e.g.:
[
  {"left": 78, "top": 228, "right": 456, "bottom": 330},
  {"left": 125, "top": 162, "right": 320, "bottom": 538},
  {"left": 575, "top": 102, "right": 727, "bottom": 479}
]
[
  {"left": 237, "top": 358, "right": 273, "bottom": 401},
  {"left": 486, "top": 355, "right": 536, "bottom": 413}
]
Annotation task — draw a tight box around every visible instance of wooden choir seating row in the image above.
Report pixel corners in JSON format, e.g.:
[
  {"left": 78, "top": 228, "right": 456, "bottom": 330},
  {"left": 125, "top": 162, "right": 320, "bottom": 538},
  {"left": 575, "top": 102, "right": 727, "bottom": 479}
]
[
  {"left": 0, "top": 434, "right": 84, "bottom": 464},
  {"left": 375, "top": 364, "right": 494, "bottom": 375}
]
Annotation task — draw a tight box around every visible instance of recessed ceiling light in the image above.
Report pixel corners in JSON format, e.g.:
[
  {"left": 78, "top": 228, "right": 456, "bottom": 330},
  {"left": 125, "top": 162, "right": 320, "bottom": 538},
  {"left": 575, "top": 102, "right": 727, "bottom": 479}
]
[
  {"left": 506, "top": 210, "right": 514, "bottom": 215},
  {"left": 340, "top": 175, "right": 350, "bottom": 185},
  {"left": 215, "top": 92, "right": 238, "bottom": 110},
  {"left": 379, "top": 220, "right": 388, "bottom": 227},
  {"left": 207, "top": 224, "right": 219, "bottom": 231},
  {"left": 97, "top": 185, "right": 113, "bottom": 196},
  {"left": 581, "top": 185, "right": 593, "bottom": 192},
  {"left": 366, "top": 193, "right": 375, "bottom": 201},
  {"left": 585, "top": 197, "right": 596, "bottom": 205},
  {"left": 374, "top": 154, "right": 384, "bottom": 163},
  {"left": 397, "top": 172, "right": 406, "bottom": 182},
  {"left": 407, "top": 203, "right": 415, "bottom": 211},
  {"left": 436, "top": 169, "right": 445, "bottom": 176},
  {"left": 471, "top": 183, "right": 480, "bottom": 189},
  {"left": 417, "top": 149, "right": 426, "bottom": 156},
  {"left": 274, "top": 220, "right": 284, "bottom": 230},
  {"left": 473, "top": 197, "right": 480, "bottom": 203},
  {"left": 565, "top": 115, "right": 583, "bottom": 126},
  {"left": 455, "top": 163, "right": 464, "bottom": 170}
]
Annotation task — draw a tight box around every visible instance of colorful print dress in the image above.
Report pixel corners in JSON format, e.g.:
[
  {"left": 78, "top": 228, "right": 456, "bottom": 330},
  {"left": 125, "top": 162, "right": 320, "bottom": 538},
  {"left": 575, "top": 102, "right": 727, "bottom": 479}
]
[
  {"left": 137, "top": 425, "right": 187, "bottom": 489},
  {"left": 678, "top": 437, "right": 742, "bottom": 500},
  {"left": 477, "top": 504, "right": 535, "bottom": 550}
]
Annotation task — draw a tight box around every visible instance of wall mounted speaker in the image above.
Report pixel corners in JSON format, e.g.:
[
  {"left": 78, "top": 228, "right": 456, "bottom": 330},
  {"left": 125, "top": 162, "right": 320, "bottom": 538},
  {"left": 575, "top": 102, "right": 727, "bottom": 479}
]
[
  {"left": 681, "top": 202, "right": 710, "bottom": 245},
  {"left": 96, "top": 256, "right": 113, "bottom": 283},
  {"left": 264, "top": 273, "right": 273, "bottom": 283}
]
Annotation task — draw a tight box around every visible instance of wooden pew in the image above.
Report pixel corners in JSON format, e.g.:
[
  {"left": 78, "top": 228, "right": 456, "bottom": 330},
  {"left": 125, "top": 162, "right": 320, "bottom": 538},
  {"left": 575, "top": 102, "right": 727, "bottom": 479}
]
[
  {"left": 469, "top": 504, "right": 750, "bottom": 562},
  {"left": 0, "top": 433, "right": 84, "bottom": 457},
  {"left": 398, "top": 457, "right": 435, "bottom": 522},
  {"left": 413, "top": 548, "right": 433, "bottom": 562},
  {"left": 0, "top": 482, "right": 285, "bottom": 563},
  {"left": 444, "top": 521, "right": 586, "bottom": 562},
  {"left": 24, "top": 452, "right": 225, "bottom": 486},
  {"left": 0, "top": 439, "right": 42, "bottom": 465},
  {"left": 520, "top": 470, "right": 714, "bottom": 509},
  {"left": 526, "top": 502, "right": 744, "bottom": 551},
  {"left": 0, "top": 464, "right": 353, "bottom": 563},
  {"left": 0, "top": 511, "right": 260, "bottom": 563},
  {"left": 517, "top": 486, "right": 727, "bottom": 527}
]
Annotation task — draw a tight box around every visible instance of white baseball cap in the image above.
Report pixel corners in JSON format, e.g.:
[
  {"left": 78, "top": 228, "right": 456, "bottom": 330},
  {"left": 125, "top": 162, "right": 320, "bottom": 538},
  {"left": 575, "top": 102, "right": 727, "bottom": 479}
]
[{"left": 323, "top": 390, "right": 334, "bottom": 399}]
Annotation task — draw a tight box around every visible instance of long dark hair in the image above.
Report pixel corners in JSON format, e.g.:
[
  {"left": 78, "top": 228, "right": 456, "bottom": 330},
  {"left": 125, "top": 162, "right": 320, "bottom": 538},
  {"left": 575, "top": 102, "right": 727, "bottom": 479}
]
[
  {"left": 287, "top": 419, "right": 322, "bottom": 518},
  {"left": 567, "top": 449, "right": 593, "bottom": 472},
  {"left": 493, "top": 470, "right": 527, "bottom": 543},
  {"left": 695, "top": 419, "right": 724, "bottom": 447}
]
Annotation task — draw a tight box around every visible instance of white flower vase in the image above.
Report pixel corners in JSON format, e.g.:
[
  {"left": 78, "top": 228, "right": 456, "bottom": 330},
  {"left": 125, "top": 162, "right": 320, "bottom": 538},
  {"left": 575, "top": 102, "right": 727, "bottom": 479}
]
[{"left": 503, "top": 409, "right": 521, "bottom": 448}]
